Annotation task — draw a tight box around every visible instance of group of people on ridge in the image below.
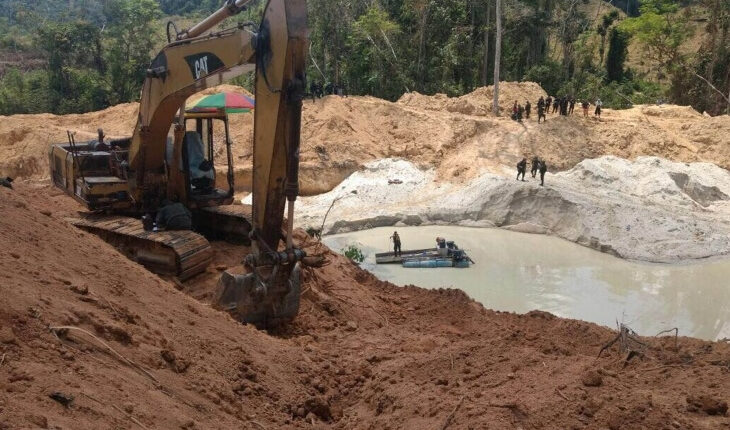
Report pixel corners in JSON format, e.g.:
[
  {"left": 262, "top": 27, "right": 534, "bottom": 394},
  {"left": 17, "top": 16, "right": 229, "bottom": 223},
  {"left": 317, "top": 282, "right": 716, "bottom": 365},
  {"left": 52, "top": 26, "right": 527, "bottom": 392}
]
[
  {"left": 517, "top": 156, "right": 548, "bottom": 186},
  {"left": 512, "top": 96, "right": 604, "bottom": 123},
  {"left": 309, "top": 81, "right": 348, "bottom": 101}
]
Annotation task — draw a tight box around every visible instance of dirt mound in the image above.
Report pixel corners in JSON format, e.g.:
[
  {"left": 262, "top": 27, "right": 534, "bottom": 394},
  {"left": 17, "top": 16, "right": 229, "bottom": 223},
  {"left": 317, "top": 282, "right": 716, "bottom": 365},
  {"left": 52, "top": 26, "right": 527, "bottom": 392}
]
[
  {"left": 398, "top": 81, "right": 548, "bottom": 115},
  {"left": 2, "top": 183, "right": 729, "bottom": 429},
  {"left": 2, "top": 83, "right": 729, "bottom": 196}
]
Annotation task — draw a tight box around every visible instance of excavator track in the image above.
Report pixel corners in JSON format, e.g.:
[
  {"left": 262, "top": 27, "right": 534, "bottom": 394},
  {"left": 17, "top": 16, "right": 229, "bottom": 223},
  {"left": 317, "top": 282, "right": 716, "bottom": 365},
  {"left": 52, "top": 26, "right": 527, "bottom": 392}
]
[
  {"left": 193, "top": 204, "right": 253, "bottom": 244},
  {"left": 69, "top": 215, "right": 213, "bottom": 280}
]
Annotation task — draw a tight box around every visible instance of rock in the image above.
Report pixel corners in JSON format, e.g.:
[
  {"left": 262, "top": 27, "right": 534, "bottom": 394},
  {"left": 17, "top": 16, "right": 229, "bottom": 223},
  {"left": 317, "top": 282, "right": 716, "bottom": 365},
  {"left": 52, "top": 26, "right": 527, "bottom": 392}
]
[
  {"left": 70, "top": 285, "right": 89, "bottom": 295},
  {"left": 687, "top": 394, "right": 728, "bottom": 416},
  {"left": 48, "top": 391, "right": 74, "bottom": 408},
  {"left": 345, "top": 321, "right": 358, "bottom": 332},
  {"left": 39, "top": 210, "right": 52, "bottom": 216},
  {"left": 304, "top": 396, "right": 332, "bottom": 421},
  {"left": 581, "top": 370, "right": 603, "bottom": 387},
  {"left": 0, "top": 327, "right": 17, "bottom": 344}
]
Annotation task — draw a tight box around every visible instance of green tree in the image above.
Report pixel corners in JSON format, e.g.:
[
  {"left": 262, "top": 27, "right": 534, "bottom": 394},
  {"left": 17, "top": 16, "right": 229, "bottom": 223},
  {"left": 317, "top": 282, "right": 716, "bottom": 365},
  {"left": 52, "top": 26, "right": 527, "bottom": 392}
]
[
  {"left": 606, "top": 27, "right": 629, "bottom": 82},
  {"left": 345, "top": 5, "right": 404, "bottom": 98},
  {"left": 620, "top": 0, "right": 693, "bottom": 76},
  {"left": 104, "top": 0, "right": 161, "bottom": 104},
  {"left": 34, "top": 20, "right": 107, "bottom": 113}
]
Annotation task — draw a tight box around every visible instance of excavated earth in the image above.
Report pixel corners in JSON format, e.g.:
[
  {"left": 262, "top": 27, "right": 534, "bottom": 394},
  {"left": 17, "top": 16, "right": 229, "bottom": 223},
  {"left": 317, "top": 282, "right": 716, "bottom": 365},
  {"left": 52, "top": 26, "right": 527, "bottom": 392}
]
[
  {"left": 1, "top": 183, "right": 730, "bottom": 429},
  {"left": 2, "top": 82, "right": 729, "bottom": 195},
  {"left": 1, "top": 82, "right": 730, "bottom": 428}
]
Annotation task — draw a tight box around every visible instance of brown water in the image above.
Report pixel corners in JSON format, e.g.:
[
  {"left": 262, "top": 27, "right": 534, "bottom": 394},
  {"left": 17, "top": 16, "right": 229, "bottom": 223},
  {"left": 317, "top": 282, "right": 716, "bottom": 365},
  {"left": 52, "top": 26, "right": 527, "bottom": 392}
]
[{"left": 323, "top": 226, "right": 730, "bottom": 341}]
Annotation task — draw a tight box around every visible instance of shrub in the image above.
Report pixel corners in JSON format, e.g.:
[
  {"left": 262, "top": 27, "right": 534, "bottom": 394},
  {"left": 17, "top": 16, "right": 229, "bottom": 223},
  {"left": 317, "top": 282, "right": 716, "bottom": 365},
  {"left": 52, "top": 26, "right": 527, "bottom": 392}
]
[{"left": 342, "top": 244, "right": 365, "bottom": 263}]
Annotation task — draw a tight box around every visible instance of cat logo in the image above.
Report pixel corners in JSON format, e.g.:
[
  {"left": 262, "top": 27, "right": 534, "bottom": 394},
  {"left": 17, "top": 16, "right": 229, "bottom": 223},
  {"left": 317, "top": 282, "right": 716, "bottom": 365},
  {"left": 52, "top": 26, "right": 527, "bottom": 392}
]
[
  {"left": 194, "top": 56, "right": 209, "bottom": 79},
  {"left": 184, "top": 53, "right": 225, "bottom": 80}
]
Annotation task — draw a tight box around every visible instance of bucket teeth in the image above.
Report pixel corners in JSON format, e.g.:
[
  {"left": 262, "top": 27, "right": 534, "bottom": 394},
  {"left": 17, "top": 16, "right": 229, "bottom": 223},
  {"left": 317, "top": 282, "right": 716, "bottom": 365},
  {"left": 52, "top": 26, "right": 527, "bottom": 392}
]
[{"left": 213, "top": 263, "right": 301, "bottom": 327}]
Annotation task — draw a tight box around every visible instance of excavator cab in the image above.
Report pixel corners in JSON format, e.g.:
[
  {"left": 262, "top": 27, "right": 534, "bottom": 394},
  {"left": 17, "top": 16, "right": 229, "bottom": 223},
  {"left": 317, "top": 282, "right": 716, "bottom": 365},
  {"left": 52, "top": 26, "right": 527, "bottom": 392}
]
[{"left": 172, "top": 109, "right": 235, "bottom": 207}]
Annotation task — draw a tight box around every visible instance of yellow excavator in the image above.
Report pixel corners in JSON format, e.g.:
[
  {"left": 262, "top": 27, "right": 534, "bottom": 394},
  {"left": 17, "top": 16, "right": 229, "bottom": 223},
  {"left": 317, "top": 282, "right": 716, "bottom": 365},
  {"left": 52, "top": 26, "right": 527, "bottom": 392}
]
[{"left": 49, "top": 0, "right": 311, "bottom": 326}]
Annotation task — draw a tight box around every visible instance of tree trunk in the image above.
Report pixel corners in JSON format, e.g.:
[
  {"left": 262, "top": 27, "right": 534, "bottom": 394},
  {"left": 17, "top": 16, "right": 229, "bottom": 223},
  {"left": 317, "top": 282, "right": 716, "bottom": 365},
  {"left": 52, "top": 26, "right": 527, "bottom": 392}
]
[
  {"left": 482, "top": 0, "right": 491, "bottom": 86},
  {"left": 417, "top": 2, "right": 430, "bottom": 91},
  {"left": 493, "top": 0, "right": 502, "bottom": 114}
]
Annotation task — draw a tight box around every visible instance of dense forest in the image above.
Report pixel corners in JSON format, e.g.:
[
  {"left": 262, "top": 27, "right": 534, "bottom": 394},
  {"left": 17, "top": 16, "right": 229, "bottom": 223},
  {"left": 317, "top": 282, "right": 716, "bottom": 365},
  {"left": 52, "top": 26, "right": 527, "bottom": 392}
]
[{"left": 0, "top": 0, "right": 727, "bottom": 115}]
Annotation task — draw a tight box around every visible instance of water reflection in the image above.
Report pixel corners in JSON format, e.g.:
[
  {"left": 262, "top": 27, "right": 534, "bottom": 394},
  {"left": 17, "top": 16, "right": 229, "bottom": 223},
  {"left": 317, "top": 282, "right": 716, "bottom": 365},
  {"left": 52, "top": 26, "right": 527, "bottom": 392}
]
[{"left": 323, "top": 225, "right": 730, "bottom": 341}]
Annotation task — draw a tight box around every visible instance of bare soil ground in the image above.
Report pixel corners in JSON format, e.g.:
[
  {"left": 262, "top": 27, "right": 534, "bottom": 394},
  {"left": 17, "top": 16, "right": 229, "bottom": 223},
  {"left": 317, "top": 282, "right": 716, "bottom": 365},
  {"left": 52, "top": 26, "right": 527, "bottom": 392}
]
[
  {"left": 1, "top": 183, "right": 729, "bottom": 429},
  {"left": 2, "top": 82, "right": 728, "bottom": 195}
]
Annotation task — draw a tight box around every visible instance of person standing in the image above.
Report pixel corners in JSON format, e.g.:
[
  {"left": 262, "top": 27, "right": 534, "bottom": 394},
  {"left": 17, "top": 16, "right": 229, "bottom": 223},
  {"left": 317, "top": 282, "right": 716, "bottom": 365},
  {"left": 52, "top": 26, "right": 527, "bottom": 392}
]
[
  {"left": 539, "top": 160, "right": 548, "bottom": 186},
  {"left": 512, "top": 101, "right": 519, "bottom": 120},
  {"left": 391, "top": 231, "right": 402, "bottom": 257},
  {"left": 537, "top": 104, "right": 546, "bottom": 123},
  {"left": 525, "top": 100, "right": 531, "bottom": 119},
  {"left": 595, "top": 98, "right": 603, "bottom": 118},
  {"left": 531, "top": 156, "right": 539, "bottom": 178},
  {"left": 309, "top": 81, "right": 318, "bottom": 102},
  {"left": 516, "top": 158, "right": 527, "bottom": 181},
  {"left": 545, "top": 96, "right": 552, "bottom": 113},
  {"left": 517, "top": 104, "right": 524, "bottom": 122},
  {"left": 569, "top": 97, "right": 576, "bottom": 114},
  {"left": 582, "top": 100, "right": 590, "bottom": 117},
  {"left": 552, "top": 97, "right": 560, "bottom": 114}
]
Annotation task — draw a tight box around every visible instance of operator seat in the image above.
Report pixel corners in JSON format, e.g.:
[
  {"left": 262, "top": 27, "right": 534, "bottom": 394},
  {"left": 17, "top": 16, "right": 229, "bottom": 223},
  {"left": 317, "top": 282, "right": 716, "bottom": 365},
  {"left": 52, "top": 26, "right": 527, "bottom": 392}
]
[{"left": 184, "top": 131, "right": 215, "bottom": 192}]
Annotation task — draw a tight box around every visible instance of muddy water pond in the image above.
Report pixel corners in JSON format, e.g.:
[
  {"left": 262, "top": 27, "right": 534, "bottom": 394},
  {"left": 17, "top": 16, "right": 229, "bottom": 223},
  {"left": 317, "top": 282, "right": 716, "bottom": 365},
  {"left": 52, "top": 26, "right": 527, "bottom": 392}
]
[{"left": 323, "top": 226, "right": 730, "bottom": 341}]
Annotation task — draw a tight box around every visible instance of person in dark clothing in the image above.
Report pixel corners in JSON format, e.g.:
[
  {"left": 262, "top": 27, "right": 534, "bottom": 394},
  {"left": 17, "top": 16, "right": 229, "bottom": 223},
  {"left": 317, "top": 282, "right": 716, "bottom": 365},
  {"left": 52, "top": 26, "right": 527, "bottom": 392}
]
[
  {"left": 552, "top": 97, "right": 560, "bottom": 114},
  {"left": 324, "top": 82, "right": 334, "bottom": 95},
  {"left": 512, "top": 101, "right": 518, "bottom": 120},
  {"left": 516, "top": 158, "right": 527, "bottom": 181},
  {"left": 539, "top": 160, "right": 548, "bottom": 186},
  {"left": 517, "top": 104, "right": 524, "bottom": 122},
  {"left": 560, "top": 96, "right": 568, "bottom": 115},
  {"left": 537, "top": 96, "right": 545, "bottom": 109},
  {"left": 537, "top": 104, "right": 546, "bottom": 123},
  {"left": 582, "top": 100, "right": 590, "bottom": 117},
  {"left": 569, "top": 97, "right": 576, "bottom": 114},
  {"left": 390, "top": 231, "right": 402, "bottom": 256},
  {"left": 525, "top": 101, "right": 531, "bottom": 119},
  {"left": 155, "top": 201, "right": 192, "bottom": 231},
  {"left": 309, "top": 81, "right": 318, "bottom": 102},
  {"left": 0, "top": 176, "right": 13, "bottom": 189},
  {"left": 530, "top": 156, "right": 539, "bottom": 178},
  {"left": 545, "top": 96, "right": 552, "bottom": 113}
]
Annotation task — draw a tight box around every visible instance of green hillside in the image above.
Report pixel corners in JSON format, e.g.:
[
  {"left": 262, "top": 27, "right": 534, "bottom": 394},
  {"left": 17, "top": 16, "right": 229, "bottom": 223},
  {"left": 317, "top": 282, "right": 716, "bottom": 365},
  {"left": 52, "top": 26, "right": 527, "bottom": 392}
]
[{"left": 0, "top": 0, "right": 727, "bottom": 115}]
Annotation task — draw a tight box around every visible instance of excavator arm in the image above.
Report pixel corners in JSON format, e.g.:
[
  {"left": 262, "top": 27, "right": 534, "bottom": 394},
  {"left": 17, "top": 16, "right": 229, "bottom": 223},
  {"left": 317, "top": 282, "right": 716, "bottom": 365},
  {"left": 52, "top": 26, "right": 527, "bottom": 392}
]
[{"left": 130, "top": 0, "right": 309, "bottom": 325}]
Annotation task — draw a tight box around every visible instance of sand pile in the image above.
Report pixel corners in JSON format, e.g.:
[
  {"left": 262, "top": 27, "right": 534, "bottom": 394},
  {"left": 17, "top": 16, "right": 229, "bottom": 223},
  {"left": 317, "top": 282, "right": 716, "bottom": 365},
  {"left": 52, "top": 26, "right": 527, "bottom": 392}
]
[
  {"left": 397, "top": 81, "right": 548, "bottom": 116},
  {"left": 296, "top": 156, "right": 730, "bottom": 262},
  {"left": 1, "top": 183, "right": 729, "bottom": 429},
  {"left": 2, "top": 82, "right": 728, "bottom": 195}
]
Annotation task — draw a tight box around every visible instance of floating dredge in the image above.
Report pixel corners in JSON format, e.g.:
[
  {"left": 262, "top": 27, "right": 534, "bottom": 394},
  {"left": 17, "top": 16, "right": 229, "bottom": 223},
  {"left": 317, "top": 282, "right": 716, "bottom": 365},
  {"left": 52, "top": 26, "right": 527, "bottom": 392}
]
[{"left": 375, "top": 239, "right": 474, "bottom": 268}]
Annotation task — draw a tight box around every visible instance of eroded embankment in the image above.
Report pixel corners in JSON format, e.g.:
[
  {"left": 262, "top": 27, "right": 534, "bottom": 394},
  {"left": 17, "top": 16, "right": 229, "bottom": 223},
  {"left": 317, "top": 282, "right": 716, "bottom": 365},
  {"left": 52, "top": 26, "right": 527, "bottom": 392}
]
[
  {"left": 3, "top": 82, "right": 729, "bottom": 196},
  {"left": 1, "top": 183, "right": 729, "bottom": 429},
  {"left": 295, "top": 156, "right": 730, "bottom": 262}
]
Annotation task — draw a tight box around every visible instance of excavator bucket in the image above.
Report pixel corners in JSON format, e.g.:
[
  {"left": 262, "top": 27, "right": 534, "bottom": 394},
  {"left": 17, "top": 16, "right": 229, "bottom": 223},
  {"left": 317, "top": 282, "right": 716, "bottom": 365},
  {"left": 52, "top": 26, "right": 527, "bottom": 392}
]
[{"left": 214, "top": 262, "right": 301, "bottom": 327}]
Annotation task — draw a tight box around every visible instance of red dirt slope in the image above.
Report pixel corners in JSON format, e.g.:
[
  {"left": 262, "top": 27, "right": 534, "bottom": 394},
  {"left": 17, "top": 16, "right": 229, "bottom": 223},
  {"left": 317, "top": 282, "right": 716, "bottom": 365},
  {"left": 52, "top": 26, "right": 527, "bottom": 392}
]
[{"left": 0, "top": 183, "right": 729, "bottom": 429}]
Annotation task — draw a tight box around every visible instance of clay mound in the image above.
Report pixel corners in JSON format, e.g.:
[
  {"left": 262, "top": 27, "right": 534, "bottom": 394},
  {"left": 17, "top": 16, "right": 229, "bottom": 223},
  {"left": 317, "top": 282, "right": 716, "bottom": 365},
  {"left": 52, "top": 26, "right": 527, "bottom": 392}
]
[
  {"left": 639, "top": 104, "right": 702, "bottom": 119},
  {"left": 397, "top": 81, "right": 548, "bottom": 116},
  {"left": 2, "top": 82, "right": 730, "bottom": 196},
  {"left": 2, "top": 182, "right": 730, "bottom": 429}
]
